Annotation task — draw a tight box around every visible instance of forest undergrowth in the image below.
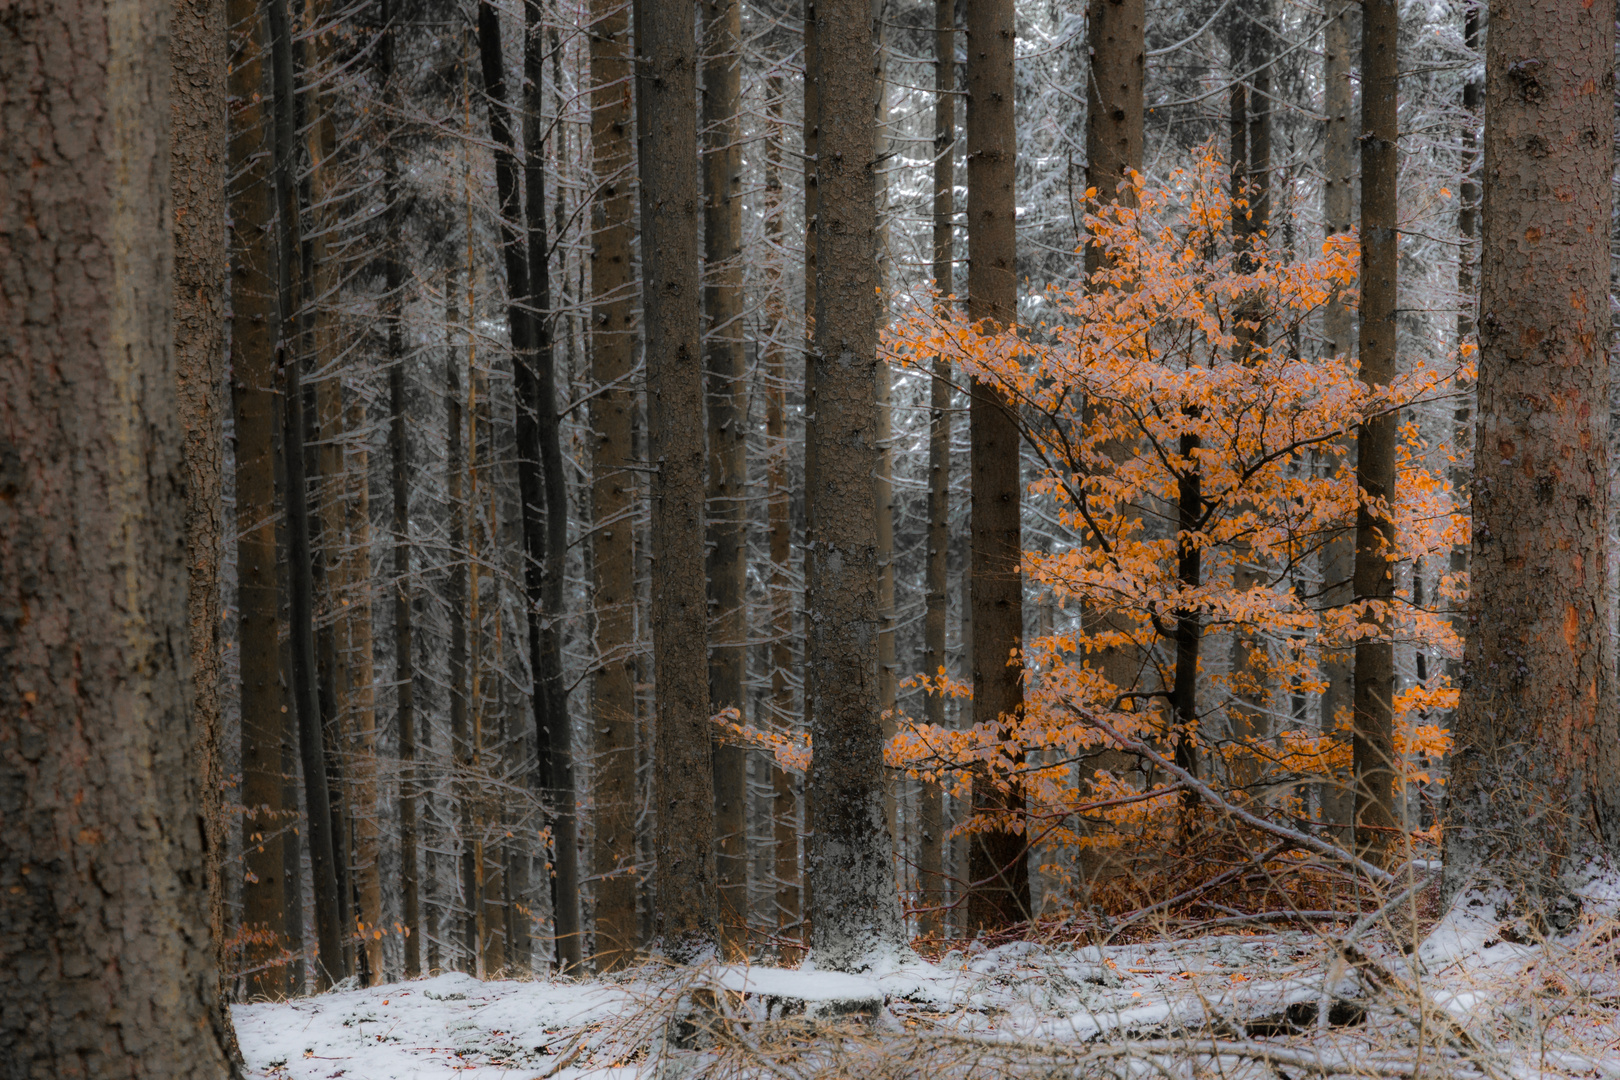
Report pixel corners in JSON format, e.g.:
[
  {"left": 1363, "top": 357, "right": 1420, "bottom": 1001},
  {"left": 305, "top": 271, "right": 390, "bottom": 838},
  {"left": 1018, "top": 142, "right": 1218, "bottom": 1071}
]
[{"left": 239, "top": 854, "right": 1620, "bottom": 1080}]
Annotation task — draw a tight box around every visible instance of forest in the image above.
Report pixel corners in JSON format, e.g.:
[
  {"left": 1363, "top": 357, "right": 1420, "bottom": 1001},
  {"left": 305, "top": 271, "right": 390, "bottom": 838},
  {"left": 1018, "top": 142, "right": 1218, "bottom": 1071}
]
[{"left": 5, "top": 0, "right": 1620, "bottom": 1074}]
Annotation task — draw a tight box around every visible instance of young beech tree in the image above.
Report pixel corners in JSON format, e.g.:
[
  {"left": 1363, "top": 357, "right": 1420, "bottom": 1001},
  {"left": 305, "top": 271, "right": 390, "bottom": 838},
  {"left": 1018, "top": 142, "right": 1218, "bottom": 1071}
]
[
  {"left": 0, "top": 0, "right": 233, "bottom": 1067},
  {"left": 882, "top": 157, "right": 1460, "bottom": 898},
  {"left": 1443, "top": 0, "right": 1619, "bottom": 924}
]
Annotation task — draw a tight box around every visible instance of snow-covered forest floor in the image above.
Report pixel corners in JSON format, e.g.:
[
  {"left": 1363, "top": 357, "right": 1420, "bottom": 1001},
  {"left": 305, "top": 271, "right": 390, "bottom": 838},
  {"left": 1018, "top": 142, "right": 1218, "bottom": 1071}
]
[{"left": 239, "top": 894, "right": 1620, "bottom": 1080}]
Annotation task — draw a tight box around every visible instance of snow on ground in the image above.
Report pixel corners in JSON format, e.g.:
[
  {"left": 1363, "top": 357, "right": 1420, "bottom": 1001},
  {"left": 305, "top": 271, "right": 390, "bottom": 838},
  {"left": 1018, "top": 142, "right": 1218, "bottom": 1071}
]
[{"left": 237, "top": 923, "right": 1620, "bottom": 1080}]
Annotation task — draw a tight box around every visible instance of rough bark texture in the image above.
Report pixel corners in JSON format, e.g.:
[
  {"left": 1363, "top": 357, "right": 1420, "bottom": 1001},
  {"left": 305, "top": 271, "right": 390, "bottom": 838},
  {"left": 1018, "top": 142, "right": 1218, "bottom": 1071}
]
[
  {"left": 0, "top": 0, "right": 234, "bottom": 1067},
  {"left": 227, "top": 0, "right": 289, "bottom": 999},
  {"left": 1444, "top": 0, "right": 1618, "bottom": 915},
  {"left": 917, "top": 0, "right": 955, "bottom": 939},
  {"left": 635, "top": 0, "right": 719, "bottom": 962},
  {"left": 1448, "top": 4, "right": 1479, "bottom": 687},
  {"left": 171, "top": 0, "right": 233, "bottom": 1035},
  {"left": 588, "top": 0, "right": 640, "bottom": 971},
  {"left": 1351, "top": 0, "right": 1398, "bottom": 864},
  {"left": 805, "top": 0, "right": 905, "bottom": 972},
  {"left": 965, "top": 0, "right": 1031, "bottom": 929},
  {"left": 1317, "top": 0, "right": 1356, "bottom": 834},
  {"left": 702, "top": 0, "right": 750, "bottom": 948}
]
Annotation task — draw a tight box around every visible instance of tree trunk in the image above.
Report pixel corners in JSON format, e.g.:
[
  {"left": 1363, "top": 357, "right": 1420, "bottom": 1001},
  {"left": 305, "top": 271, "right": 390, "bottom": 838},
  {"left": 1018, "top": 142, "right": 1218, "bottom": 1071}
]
[
  {"left": 227, "top": 0, "right": 289, "bottom": 1000},
  {"left": 1317, "top": 0, "right": 1357, "bottom": 836},
  {"left": 1448, "top": 2, "right": 1479, "bottom": 687},
  {"left": 635, "top": 0, "right": 719, "bottom": 963},
  {"left": 760, "top": 68, "right": 803, "bottom": 955},
  {"left": 587, "top": 0, "right": 640, "bottom": 972},
  {"left": 1444, "top": 0, "right": 1618, "bottom": 918},
  {"left": 1352, "top": 0, "right": 1398, "bottom": 865},
  {"left": 446, "top": 266, "right": 473, "bottom": 969},
  {"left": 800, "top": 0, "right": 820, "bottom": 938},
  {"left": 172, "top": 0, "right": 236, "bottom": 1041},
  {"left": 519, "top": 0, "right": 582, "bottom": 975},
  {"left": 702, "top": 0, "right": 751, "bottom": 949},
  {"left": 805, "top": 0, "right": 905, "bottom": 972},
  {"left": 1079, "top": 0, "right": 1146, "bottom": 890},
  {"left": 374, "top": 0, "right": 420, "bottom": 979},
  {"left": 964, "top": 0, "right": 1031, "bottom": 930},
  {"left": 268, "top": 0, "right": 347, "bottom": 985},
  {"left": 917, "top": 0, "right": 955, "bottom": 940},
  {"left": 0, "top": 0, "right": 233, "bottom": 1064}
]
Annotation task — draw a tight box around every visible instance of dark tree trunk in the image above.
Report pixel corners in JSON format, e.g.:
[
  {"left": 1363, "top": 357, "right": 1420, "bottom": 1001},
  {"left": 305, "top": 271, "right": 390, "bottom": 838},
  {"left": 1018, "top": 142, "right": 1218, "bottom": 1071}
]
[
  {"left": 1444, "top": 0, "right": 1618, "bottom": 918},
  {"left": 1352, "top": 0, "right": 1399, "bottom": 864},
  {"left": 0, "top": 0, "right": 234, "bottom": 1066},
  {"left": 702, "top": 0, "right": 751, "bottom": 950},
  {"left": 226, "top": 0, "right": 289, "bottom": 1001},
  {"left": 378, "top": 0, "right": 420, "bottom": 978},
  {"left": 965, "top": 0, "right": 1032, "bottom": 930},
  {"left": 587, "top": 0, "right": 641, "bottom": 971},
  {"left": 1317, "top": 0, "right": 1357, "bottom": 836},
  {"left": 519, "top": 0, "right": 582, "bottom": 975},
  {"left": 268, "top": 0, "right": 347, "bottom": 985},
  {"left": 804, "top": 0, "right": 906, "bottom": 971},
  {"left": 635, "top": 0, "right": 720, "bottom": 963}
]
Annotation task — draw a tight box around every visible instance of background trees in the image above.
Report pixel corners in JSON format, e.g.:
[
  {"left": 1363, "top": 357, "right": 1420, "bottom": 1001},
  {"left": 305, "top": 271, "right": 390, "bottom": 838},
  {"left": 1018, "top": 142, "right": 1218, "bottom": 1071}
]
[{"left": 14, "top": 0, "right": 1592, "bottom": 996}]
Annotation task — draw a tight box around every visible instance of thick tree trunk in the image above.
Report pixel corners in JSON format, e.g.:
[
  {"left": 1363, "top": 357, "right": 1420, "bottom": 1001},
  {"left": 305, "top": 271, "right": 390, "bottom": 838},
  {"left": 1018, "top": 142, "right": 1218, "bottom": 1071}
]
[
  {"left": 800, "top": 0, "right": 820, "bottom": 936},
  {"left": 1352, "top": 0, "right": 1398, "bottom": 864},
  {"left": 519, "top": 0, "right": 582, "bottom": 975},
  {"left": 805, "top": 0, "right": 905, "bottom": 972},
  {"left": 635, "top": 0, "right": 719, "bottom": 963},
  {"left": 964, "top": 0, "right": 1031, "bottom": 930},
  {"left": 1444, "top": 0, "right": 1617, "bottom": 917},
  {"left": 172, "top": 0, "right": 235, "bottom": 1040},
  {"left": 0, "top": 0, "right": 233, "bottom": 1065},
  {"left": 226, "top": 0, "right": 289, "bottom": 1001},
  {"left": 1317, "top": 0, "right": 1357, "bottom": 836},
  {"left": 587, "top": 0, "right": 640, "bottom": 972},
  {"left": 701, "top": 0, "right": 751, "bottom": 948},
  {"left": 917, "top": 0, "right": 955, "bottom": 939},
  {"left": 1079, "top": 0, "right": 1146, "bottom": 890}
]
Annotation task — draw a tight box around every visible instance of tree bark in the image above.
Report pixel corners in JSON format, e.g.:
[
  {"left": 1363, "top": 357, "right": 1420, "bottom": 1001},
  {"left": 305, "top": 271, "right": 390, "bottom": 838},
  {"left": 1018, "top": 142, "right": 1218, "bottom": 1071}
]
[
  {"left": 1317, "top": 0, "right": 1357, "bottom": 836},
  {"left": 1444, "top": 0, "right": 1618, "bottom": 917},
  {"left": 805, "top": 0, "right": 905, "bottom": 971},
  {"left": 1352, "top": 0, "right": 1398, "bottom": 864},
  {"left": 763, "top": 78, "right": 803, "bottom": 949},
  {"left": 267, "top": 0, "right": 347, "bottom": 985},
  {"left": 701, "top": 0, "right": 751, "bottom": 949},
  {"left": 0, "top": 0, "right": 234, "bottom": 1064},
  {"left": 520, "top": 0, "right": 582, "bottom": 975},
  {"left": 635, "top": 0, "right": 719, "bottom": 962},
  {"left": 226, "top": 0, "right": 289, "bottom": 1001},
  {"left": 172, "top": 0, "right": 236, "bottom": 1042},
  {"left": 965, "top": 0, "right": 1031, "bottom": 930},
  {"left": 917, "top": 0, "right": 955, "bottom": 940},
  {"left": 374, "top": 0, "right": 420, "bottom": 979},
  {"left": 587, "top": 0, "right": 641, "bottom": 972}
]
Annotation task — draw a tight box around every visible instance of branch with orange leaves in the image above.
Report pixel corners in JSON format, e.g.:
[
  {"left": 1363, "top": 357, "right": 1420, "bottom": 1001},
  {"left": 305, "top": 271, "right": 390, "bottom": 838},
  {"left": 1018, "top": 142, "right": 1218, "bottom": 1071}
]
[{"left": 1063, "top": 702, "right": 1397, "bottom": 887}]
